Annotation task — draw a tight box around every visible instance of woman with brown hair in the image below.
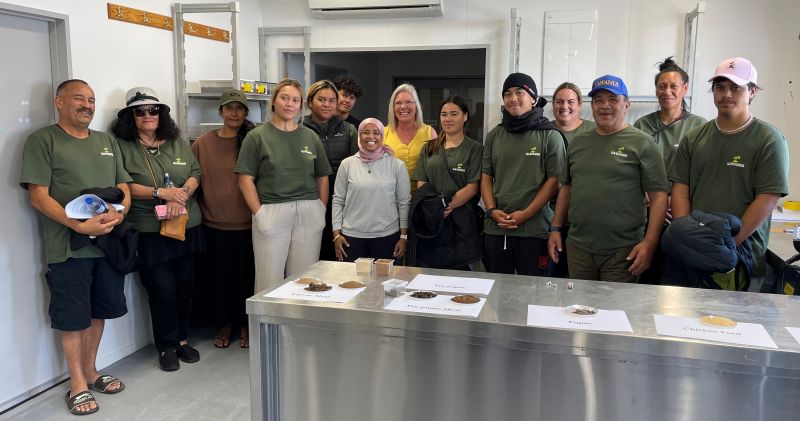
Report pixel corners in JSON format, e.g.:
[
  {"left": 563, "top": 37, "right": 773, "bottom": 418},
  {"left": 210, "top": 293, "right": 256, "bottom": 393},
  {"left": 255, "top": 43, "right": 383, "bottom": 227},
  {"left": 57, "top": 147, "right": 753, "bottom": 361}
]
[{"left": 551, "top": 82, "right": 595, "bottom": 144}]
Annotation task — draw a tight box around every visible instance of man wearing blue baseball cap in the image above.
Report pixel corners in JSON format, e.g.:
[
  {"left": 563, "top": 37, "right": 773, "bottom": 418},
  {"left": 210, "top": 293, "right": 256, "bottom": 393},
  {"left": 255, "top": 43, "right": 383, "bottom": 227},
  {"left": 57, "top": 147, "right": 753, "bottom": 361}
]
[
  {"left": 668, "top": 57, "right": 789, "bottom": 290},
  {"left": 548, "top": 75, "right": 668, "bottom": 283}
]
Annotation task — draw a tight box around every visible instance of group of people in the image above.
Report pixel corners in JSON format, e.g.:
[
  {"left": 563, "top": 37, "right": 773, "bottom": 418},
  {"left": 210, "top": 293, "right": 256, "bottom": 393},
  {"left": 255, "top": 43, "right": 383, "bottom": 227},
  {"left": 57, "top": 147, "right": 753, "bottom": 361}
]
[{"left": 19, "top": 55, "right": 789, "bottom": 416}]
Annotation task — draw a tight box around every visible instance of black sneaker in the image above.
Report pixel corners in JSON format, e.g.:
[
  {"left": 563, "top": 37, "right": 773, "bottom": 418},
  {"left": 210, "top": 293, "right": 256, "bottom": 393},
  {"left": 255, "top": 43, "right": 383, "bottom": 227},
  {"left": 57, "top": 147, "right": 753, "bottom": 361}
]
[
  {"left": 176, "top": 344, "right": 200, "bottom": 363},
  {"left": 159, "top": 349, "right": 180, "bottom": 371}
]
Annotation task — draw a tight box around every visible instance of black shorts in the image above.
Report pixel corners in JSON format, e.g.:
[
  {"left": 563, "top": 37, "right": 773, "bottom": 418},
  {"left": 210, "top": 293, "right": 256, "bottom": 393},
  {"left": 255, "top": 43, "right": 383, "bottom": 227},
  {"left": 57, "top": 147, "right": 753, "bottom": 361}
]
[{"left": 46, "top": 257, "right": 127, "bottom": 331}]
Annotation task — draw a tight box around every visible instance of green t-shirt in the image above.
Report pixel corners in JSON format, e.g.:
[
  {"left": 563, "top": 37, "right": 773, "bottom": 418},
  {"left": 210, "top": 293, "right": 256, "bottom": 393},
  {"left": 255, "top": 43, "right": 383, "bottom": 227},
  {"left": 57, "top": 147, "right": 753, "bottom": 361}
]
[
  {"left": 552, "top": 119, "right": 596, "bottom": 145},
  {"left": 235, "top": 122, "right": 333, "bottom": 204},
  {"left": 19, "top": 125, "right": 132, "bottom": 264},
  {"left": 633, "top": 112, "right": 706, "bottom": 168},
  {"left": 668, "top": 118, "right": 789, "bottom": 276},
  {"left": 482, "top": 126, "right": 566, "bottom": 238},
  {"left": 412, "top": 136, "right": 483, "bottom": 194},
  {"left": 562, "top": 126, "right": 668, "bottom": 253},
  {"left": 117, "top": 137, "right": 202, "bottom": 233}
]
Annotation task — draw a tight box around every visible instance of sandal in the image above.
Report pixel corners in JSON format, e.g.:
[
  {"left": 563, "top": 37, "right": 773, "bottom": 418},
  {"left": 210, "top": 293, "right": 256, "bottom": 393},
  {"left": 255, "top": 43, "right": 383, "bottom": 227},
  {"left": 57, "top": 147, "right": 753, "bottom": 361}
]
[
  {"left": 240, "top": 336, "right": 249, "bottom": 349},
  {"left": 88, "top": 374, "right": 125, "bottom": 394},
  {"left": 214, "top": 335, "right": 231, "bottom": 348},
  {"left": 66, "top": 390, "right": 98, "bottom": 416}
]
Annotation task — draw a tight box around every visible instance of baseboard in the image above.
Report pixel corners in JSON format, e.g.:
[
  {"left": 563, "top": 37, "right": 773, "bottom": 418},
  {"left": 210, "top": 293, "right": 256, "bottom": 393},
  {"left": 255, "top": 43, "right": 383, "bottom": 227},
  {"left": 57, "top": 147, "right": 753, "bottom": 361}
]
[{"left": 0, "top": 341, "right": 149, "bottom": 414}]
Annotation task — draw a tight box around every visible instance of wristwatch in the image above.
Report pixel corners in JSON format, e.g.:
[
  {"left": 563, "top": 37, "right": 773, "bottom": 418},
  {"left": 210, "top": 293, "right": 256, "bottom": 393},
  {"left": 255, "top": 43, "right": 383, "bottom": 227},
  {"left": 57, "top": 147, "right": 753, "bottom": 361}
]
[
  {"left": 485, "top": 208, "right": 497, "bottom": 219},
  {"left": 548, "top": 226, "right": 562, "bottom": 233},
  {"left": 399, "top": 234, "right": 408, "bottom": 240},
  {"left": 151, "top": 188, "right": 159, "bottom": 198}
]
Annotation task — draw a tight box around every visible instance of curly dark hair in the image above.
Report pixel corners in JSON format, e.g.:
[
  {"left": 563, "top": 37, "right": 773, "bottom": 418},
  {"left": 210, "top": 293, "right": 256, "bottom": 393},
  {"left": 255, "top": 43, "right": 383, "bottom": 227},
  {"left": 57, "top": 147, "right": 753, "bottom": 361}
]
[
  {"left": 110, "top": 106, "right": 181, "bottom": 142},
  {"left": 332, "top": 74, "right": 363, "bottom": 98}
]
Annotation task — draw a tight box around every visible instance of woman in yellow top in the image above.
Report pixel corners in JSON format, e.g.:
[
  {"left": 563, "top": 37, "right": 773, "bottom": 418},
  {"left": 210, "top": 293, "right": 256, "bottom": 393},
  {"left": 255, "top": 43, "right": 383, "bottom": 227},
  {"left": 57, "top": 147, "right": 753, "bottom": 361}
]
[{"left": 384, "top": 83, "right": 437, "bottom": 193}]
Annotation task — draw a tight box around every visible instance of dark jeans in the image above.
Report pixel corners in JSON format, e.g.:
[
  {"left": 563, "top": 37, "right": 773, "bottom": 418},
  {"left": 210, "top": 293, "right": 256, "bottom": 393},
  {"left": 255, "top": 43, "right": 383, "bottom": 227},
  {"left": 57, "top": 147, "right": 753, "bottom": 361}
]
[
  {"left": 483, "top": 234, "right": 549, "bottom": 276},
  {"left": 139, "top": 254, "right": 194, "bottom": 352},
  {"left": 344, "top": 232, "right": 399, "bottom": 262},
  {"left": 204, "top": 226, "right": 255, "bottom": 331}
]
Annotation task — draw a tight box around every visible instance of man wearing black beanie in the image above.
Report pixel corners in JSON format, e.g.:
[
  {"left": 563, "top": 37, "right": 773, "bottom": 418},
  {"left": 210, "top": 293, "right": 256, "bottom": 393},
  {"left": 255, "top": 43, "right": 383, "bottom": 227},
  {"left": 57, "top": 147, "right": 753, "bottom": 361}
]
[{"left": 480, "top": 72, "right": 566, "bottom": 275}]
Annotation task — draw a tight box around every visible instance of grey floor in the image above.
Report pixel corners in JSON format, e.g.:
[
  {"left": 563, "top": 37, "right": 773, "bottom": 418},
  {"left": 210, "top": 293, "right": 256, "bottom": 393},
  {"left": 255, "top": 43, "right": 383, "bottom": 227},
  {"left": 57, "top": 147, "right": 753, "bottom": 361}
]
[{"left": 3, "top": 332, "right": 251, "bottom": 420}]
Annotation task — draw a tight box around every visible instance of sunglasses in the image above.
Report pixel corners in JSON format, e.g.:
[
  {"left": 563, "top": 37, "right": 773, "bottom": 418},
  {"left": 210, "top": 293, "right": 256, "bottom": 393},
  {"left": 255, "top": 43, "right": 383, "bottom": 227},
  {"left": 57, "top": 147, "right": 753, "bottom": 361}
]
[{"left": 133, "top": 106, "right": 160, "bottom": 117}]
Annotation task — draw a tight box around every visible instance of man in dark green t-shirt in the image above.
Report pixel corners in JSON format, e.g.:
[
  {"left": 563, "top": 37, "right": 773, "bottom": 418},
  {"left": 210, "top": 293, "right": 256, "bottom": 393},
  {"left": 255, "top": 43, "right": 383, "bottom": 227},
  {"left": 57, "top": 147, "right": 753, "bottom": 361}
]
[
  {"left": 669, "top": 57, "right": 789, "bottom": 288},
  {"left": 549, "top": 75, "right": 668, "bottom": 283},
  {"left": 19, "top": 80, "right": 131, "bottom": 415},
  {"left": 481, "top": 72, "right": 566, "bottom": 275}
]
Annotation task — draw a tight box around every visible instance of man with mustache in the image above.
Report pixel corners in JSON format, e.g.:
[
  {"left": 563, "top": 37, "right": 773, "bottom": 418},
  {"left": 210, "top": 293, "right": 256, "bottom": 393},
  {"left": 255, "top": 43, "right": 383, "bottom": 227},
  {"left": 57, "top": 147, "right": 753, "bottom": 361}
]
[
  {"left": 20, "top": 79, "right": 131, "bottom": 415},
  {"left": 548, "top": 75, "right": 668, "bottom": 283},
  {"left": 668, "top": 57, "right": 789, "bottom": 290}
]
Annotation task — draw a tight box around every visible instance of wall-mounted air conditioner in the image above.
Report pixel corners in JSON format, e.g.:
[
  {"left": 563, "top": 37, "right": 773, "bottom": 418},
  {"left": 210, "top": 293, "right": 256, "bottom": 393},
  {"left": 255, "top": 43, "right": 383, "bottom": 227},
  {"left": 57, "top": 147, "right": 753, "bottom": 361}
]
[{"left": 309, "top": 0, "right": 443, "bottom": 19}]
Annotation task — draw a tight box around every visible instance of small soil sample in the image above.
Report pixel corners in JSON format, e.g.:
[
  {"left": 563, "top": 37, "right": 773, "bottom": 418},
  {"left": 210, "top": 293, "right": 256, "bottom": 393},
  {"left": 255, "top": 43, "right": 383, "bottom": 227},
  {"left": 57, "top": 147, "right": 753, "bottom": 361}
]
[
  {"left": 295, "top": 277, "right": 317, "bottom": 285},
  {"left": 339, "top": 281, "right": 365, "bottom": 289},
  {"left": 375, "top": 259, "right": 394, "bottom": 276},
  {"left": 410, "top": 291, "right": 437, "bottom": 299},
  {"left": 565, "top": 304, "right": 598, "bottom": 316},
  {"left": 451, "top": 294, "right": 480, "bottom": 304},
  {"left": 305, "top": 282, "right": 332, "bottom": 292}
]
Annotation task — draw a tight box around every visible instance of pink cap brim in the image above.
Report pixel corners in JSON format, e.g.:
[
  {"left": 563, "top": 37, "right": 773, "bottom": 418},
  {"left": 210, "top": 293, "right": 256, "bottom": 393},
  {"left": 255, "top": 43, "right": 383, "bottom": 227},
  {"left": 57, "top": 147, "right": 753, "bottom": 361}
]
[{"left": 708, "top": 73, "right": 750, "bottom": 86}]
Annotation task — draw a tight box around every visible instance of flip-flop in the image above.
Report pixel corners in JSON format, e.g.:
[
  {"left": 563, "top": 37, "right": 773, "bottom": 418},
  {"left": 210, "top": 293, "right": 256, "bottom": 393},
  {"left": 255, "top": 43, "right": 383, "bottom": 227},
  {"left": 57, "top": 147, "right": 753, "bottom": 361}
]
[
  {"left": 240, "top": 336, "right": 249, "bottom": 349},
  {"left": 214, "top": 335, "right": 231, "bottom": 348},
  {"left": 87, "top": 374, "right": 125, "bottom": 394},
  {"left": 66, "top": 390, "right": 98, "bottom": 416}
]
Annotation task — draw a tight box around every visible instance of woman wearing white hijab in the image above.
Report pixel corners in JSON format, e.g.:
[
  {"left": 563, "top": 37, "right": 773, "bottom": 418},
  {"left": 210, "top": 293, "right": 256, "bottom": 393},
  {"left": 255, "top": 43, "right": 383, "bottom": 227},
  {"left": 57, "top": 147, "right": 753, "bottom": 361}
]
[{"left": 331, "top": 118, "right": 411, "bottom": 261}]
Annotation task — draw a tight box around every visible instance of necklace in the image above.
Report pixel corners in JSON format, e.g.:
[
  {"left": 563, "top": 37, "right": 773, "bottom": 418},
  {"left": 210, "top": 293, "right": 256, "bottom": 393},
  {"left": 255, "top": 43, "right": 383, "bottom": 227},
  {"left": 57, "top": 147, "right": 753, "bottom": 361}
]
[
  {"left": 139, "top": 137, "right": 160, "bottom": 155},
  {"left": 716, "top": 114, "right": 754, "bottom": 135},
  {"left": 367, "top": 161, "right": 375, "bottom": 174}
]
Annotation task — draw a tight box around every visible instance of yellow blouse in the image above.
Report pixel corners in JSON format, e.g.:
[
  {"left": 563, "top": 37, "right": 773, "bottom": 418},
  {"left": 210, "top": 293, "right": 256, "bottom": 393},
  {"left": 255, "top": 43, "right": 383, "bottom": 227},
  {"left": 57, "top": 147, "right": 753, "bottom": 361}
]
[{"left": 384, "top": 124, "right": 434, "bottom": 190}]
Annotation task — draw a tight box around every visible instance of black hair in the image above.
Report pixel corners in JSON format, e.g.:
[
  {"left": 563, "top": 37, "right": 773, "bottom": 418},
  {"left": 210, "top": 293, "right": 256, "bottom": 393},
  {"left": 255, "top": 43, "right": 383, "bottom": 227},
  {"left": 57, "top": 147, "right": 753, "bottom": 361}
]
[
  {"left": 234, "top": 120, "right": 256, "bottom": 152},
  {"left": 332, "top": 74, "right": 363, "bottom": 98},
  {"left": 110, "top": 106, "right": 181, "bottom": 142},
  {"left": 654, "top": 56, "right": 690, "bottom": 110},
  {"left": 428, "top": 95, "right": 470, "bottom": 157},
  {"left": 56, "top": 79, "right": 90, "bottom": 96},
  {"left": 710, "top": 77, "right": 761, "bottom": 104}
]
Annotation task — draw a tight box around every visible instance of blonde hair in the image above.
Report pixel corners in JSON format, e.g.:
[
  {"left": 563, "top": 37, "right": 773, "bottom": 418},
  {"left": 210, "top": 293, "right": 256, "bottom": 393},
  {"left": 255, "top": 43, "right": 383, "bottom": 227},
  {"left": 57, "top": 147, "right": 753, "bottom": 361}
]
[
  {"left": 269, "top": 78, "right": 304, "bottom": 113},
  {"left": 387, "top": 83, "right": 424, "bottom": 130}
]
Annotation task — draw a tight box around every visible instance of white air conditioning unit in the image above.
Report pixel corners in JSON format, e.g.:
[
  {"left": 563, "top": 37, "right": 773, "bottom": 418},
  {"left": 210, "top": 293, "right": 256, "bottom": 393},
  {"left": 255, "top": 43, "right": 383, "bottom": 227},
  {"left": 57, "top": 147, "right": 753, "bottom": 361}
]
[{"left": 309, "top": 0, "right": 443, "bottom": 19}]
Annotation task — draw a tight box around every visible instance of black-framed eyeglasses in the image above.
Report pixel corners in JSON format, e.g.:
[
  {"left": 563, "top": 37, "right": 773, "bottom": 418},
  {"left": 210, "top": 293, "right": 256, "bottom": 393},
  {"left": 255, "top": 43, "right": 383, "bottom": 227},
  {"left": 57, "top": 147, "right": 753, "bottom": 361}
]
[{"left": 133, "top": 106, "right": 160, "bottom": 117}]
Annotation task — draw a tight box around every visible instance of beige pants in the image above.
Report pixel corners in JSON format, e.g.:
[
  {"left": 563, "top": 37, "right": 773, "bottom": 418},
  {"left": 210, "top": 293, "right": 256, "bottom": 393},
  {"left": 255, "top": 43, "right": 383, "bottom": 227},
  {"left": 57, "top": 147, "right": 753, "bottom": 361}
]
[{"left": 252, "top": 199, "right": 326, "bottom": 293}]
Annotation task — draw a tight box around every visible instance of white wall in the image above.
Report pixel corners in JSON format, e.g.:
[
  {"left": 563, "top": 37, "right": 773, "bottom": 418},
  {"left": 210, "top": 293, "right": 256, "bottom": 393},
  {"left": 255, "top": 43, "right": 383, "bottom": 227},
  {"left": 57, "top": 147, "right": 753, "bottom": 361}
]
[
  {"left": 0, "top": 0, "right": 263, "bottom": 409},
  {"left": 263, "top": 0, "right": 800, "bottom": 198}
]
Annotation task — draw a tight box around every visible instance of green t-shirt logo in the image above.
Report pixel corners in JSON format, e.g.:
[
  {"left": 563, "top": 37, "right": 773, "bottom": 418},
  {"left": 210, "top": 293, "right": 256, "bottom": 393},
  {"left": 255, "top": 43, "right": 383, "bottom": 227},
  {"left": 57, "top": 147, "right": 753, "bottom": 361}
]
[
  {"left": 172, "top": 156, "right": 187, "bottom": 166},
  {"left": 300, "top": 145, "right": 313, "bottom": 156},
  {"left": 525, "top": 146, "right": 541, "bottom": 157},
  {"left": 452, "top": 162, "right": 466, "bottom": 172},
  {"left": 610, "top": 146, "right": 628, "bottom": 158},
  {"left": 727, "top": 154, "right": 744, "bottom": 168},
  {"left": 100, "top": 147, "right": 114, "bottom": 157}
]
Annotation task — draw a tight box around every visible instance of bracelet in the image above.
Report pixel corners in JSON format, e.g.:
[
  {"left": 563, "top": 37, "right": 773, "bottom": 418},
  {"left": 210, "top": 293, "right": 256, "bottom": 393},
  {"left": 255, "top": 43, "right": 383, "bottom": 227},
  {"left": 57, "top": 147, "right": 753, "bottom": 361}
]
[
  {"left": 549, "top": 226, "right": 562, "bottom": 233},
  {"left": 399, "top": 234, "right": 408, "bottom": 240},
  {"left": 332, "top": 234, "right": 342, "bottom": 242}
]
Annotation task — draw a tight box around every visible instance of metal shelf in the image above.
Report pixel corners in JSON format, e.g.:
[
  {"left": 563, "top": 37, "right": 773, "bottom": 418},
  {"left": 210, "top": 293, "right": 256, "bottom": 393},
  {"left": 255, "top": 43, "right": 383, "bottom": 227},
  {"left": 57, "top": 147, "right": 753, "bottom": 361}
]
[{"left": 188, "top": 92, "right": 271, "bottom": 101}]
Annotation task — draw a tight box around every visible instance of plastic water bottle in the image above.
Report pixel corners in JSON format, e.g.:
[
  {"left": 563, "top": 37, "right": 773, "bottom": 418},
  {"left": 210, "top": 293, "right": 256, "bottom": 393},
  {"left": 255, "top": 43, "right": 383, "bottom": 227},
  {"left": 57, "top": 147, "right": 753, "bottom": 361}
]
[
  {"left": 85, "top": 197, "right": 108, "bottom": 215},
  {"left": 164, "top": 173, "right": 175, "bottom": 189}
]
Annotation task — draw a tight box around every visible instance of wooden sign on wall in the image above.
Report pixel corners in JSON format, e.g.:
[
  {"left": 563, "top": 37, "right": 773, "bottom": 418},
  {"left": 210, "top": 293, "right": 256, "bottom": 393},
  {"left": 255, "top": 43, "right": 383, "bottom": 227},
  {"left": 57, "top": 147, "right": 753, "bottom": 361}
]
[{"left": 107, "top": 3, "right": 230, "bottom": 43}]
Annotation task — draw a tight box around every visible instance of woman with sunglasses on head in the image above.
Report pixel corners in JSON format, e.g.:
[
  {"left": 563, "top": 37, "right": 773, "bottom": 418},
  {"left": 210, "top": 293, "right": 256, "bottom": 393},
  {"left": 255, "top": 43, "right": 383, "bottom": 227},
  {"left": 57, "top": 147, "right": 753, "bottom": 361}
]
[
  {"left": 384, "top": 84, "right": 437, "bottom": 195},
  {"left": 236, "top": 79, "right": 332, "bottom": 294},
  {"left": 412, "top": 96, "right": 483, "bottom": 270},
  {"left": 191, "top": 89, "right": 256, "bottom": 349},
  {"left": 302, "top": 80, "right": 358, "bottom": 262},
  {"left": 331, "top": 118, "right": 411, "bottom": 262},
  {"left": 551, "top": 82, "right": 595, "bottom": 144},
  {"left": 111, "top": 87, "right": 202, "bottom": 372}
]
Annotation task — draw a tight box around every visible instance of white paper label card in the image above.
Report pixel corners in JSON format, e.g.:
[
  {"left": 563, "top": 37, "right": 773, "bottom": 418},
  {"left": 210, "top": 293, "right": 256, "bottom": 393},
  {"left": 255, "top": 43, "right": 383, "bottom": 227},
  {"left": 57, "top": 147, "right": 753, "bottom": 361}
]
[
  {"left": 653, "top": 314, "right": 778, "bottom": 349},
  {"left": 264, "top": 280, "right": 365, "bottom": 303},
  {"left": 786, "top": 327, "right": 800, "bottom": 345},
  {"left": 406, "top": 274, "right": 495, "bottom": 295},
  {"left": 526, "top": 305, "right": 633, "bottom": 332},
  {"left": 384, "top": 294, "right": 485, "bottom": 318}
]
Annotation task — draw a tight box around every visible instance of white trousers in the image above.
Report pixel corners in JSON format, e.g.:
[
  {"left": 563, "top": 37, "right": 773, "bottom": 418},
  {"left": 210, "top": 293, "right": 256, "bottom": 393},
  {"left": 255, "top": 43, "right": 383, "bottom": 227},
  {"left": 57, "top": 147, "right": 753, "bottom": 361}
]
[{"left": 252, "top": 199, "right": 326, "bottom": 293}]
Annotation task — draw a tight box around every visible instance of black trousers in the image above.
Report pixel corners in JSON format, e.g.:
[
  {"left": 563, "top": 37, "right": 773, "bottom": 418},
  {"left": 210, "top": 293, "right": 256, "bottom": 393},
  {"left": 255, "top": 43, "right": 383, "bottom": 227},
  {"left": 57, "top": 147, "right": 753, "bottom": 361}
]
[
  {"left": 204, "top": 226, "right": 255, "bottom": 331},
  {"left": 483, "top": 234, "right": 549, "bottom": 276},
  {"left": 344, "top": 232, "right": 399, "bottom": 262},
  {"left": 319, "top": 177, "right": 337, "bottom": 261},
  {"left": 139, "top": 254, "right": 193, "bottom": 352},
  {"left": 547, "top": 224, "right": 570, "bottom": 278}
]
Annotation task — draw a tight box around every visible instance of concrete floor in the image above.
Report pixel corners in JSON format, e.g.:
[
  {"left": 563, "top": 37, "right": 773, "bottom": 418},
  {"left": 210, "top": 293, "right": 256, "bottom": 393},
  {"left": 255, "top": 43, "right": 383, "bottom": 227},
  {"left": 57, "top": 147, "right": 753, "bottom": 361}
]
[{"left": 2, "top": 332, "right": 251, "bottom": 420}]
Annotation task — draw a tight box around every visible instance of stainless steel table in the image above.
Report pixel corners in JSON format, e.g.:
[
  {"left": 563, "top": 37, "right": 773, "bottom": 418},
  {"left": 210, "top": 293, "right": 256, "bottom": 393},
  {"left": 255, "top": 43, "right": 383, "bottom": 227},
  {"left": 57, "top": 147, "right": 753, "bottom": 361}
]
[{"left": 247, "top": 261, "right": 800, "bottom": 421}]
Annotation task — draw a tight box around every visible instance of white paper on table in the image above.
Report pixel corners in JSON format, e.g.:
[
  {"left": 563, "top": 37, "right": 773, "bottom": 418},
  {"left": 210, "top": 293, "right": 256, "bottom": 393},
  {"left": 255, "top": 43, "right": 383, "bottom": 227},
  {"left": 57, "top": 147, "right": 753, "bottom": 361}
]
[
  {"left": 406, "top": 274, "right": 495, "bottom": 296},
  {"left": 653, "top": 314, "right": 778, "bottom": 349},
  {"left": 263, "top": 280, "right": 365, "bottom": 303},
  {"left": 65, "top": 194, "right": 125, "bottom": 219},
  {"left": 384, "top": 293, "right": 485, "bottom": 318},
  {"left": 786, "top": 327, "right": 800, "bottom": 345},
  {"left": 526, "top": 305, "right": 633, "bottom": 332}
]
